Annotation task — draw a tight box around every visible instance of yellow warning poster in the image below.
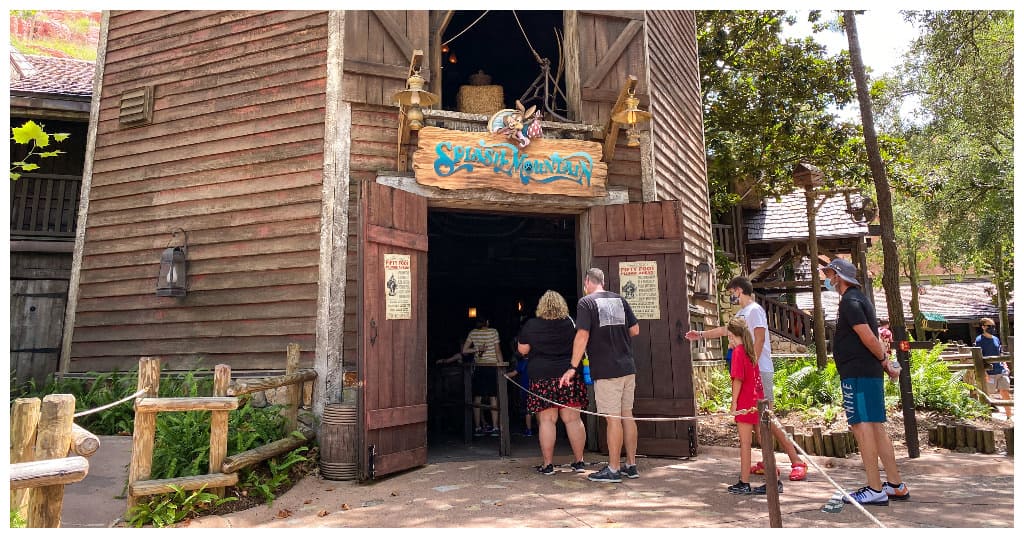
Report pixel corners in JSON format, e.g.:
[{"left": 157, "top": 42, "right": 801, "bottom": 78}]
[
  {"left": 384, "top": 254, "right": 412, "bottom": 320},
  {"left": 619, "top": 261, "right": 660, "bottom": 320}
]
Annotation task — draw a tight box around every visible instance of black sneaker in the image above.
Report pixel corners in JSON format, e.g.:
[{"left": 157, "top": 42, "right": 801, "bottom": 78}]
[
  {"left": 752, "top": 481, "right": 784, "bottom": 495},
  {"left": 570, "top": 461, "right": 587, "bottom": 473},
  {"left": 622, "top": 464, "right": 640, "bottom": 479},
  {"left": 587, "top": 465, "right": 622, "bottom": 483},
  {"left": 727, "top": 481, "right": 752, "bottom": 494},
  {"left": 490, "top": 427, "right": 501, "bottom": 437},
  {"left": 473, "top": 427, "right": 485, "bottom": 437},
  {"left": 535, "top": 464, "right": 555, "bottom": 476}
]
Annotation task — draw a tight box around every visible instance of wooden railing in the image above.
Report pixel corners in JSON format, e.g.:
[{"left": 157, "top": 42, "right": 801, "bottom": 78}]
[
  {"left": 938, "top": 346, "right": 1014, "bottom": 409},
  {"left": 10, "top": 173, "right": 82, "bottom": 238},
  {"left": 127, "top": 344, "right": 317, "bottom": 514},
  {"left": 756, "top": 292, "right": 832, "bottom": 349},
  {"left": 712, "top": 223, "right": 737, "bottom": 260}
]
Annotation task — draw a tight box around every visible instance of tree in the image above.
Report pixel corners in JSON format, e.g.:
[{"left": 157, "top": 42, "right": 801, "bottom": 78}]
[
  {"left": 10, "top": 120, "right": 69, "bottom": 181},
  {"left": 844, "top": 10, "right": 919, "bottom": 458},
  {"left": 897, "top": 10, "right": 1014, "bottom": 336},
  {"left": 697, "top": 10, "right": 861, "bottom": 216}
]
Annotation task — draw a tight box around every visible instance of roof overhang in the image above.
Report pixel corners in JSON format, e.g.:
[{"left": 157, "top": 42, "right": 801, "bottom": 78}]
[{"left": 11, "top": 91, "right": 91, "bottom": 121}]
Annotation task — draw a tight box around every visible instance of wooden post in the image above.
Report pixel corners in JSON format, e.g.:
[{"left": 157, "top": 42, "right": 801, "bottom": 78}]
[
  {"left": 970, "top": 347, "right": 989, "bottom": 400},
  {"left": 11, "top": 397, "right": 41, "bottom": 521},
  {"left": 832, "top": 432, "right": 847, "bottom": 458},
  {"left": 965, "top": 425, "right": 977, "bottom": 451},
  {"left": 70, "top": 423, "right": 100, "bottom": 457},
  {"left": 127, "top": 357, "right": 161, "bottom": 515},
  {"left": 1004, "top": 428, "right": 1014, "bottom": 456},
  {"left": 27, "top": 394, "right": 76, "bottom": 528},
  {"left": 757, "top": 400, "right": 782, "bottom": 528},
  {"left": 283, "top": 344, "right": 301, "bottom": 433},
  {"left": 822, "top": 432, "right": 835, "bottom": 457},
  {"left": 463, "top": 363, "right": 473, "bottom": 444},
  {"left": 927, "top": 427, "right": 937, "bottom": 446},
  {"left": 812, "top": 426, "right": 824, "bottom": 456},
  {"left": 981, "top": 429, "right": 996, "bottom": 454},
  {"left": 496, "top": 363, "right": 511, "bottom": 456},
  {"left": 209, "top": 364, "right": 231, "bottom": 498},
  {"left": 955, "top": 424, "right": 967, "bottom": 450}
]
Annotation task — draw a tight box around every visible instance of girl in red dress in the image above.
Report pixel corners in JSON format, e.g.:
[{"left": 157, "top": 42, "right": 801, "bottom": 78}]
[{"left": 726, "top": 318, "right": 768, "bottom": 494}]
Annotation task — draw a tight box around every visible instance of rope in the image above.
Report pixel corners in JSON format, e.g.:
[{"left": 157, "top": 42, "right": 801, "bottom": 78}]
[
  {"left": 441, "top": 11, "right": 490, "bottom": 47},
  {"left": 512, "top": 10, "right": 542, "bottom": 64},
  {"left": 766, "top": 413, "right": 887, "bottom": 528},
  {"left": 503, "top": 373, "right": 757, "bottom": 421},
  {"left": 73, "top": 386, "right": 150, "bottom": 418}
]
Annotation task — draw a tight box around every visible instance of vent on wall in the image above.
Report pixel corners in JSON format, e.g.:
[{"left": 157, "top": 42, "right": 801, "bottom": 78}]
[{"left": 119, "top": 86, "right": 154, "bottom": 127}]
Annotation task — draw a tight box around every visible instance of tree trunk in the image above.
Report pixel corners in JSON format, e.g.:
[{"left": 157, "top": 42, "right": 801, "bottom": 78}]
[
  {"left": 908, "top": 248, "right": 925, "bottom": 341},
  {"left": 806, "top": 188, "right": 828, "bottom": 368},
  {"left": 844, "top": 10, "right": 919, "bottom": 458},
  {"left": 994, "top": 242, "right": 1011, "bottom": 338}
]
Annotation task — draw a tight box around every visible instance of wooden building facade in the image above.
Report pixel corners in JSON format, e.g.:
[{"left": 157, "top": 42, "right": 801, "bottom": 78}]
[{"left": 64, "top": 10, "right": 716, "bottom": 479}]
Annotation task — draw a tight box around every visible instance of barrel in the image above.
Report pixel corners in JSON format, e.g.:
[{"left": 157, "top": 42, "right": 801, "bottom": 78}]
[{"left": 320, "top": 404, "right": 358, "bottom": 481}]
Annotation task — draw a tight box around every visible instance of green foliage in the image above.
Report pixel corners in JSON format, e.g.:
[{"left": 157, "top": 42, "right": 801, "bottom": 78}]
[
  {"left": 10, "top": 120, "right": 70, "bottom": 180},
  {"left": 11, "top": 509, "right": 27, "bottom": 529},
  {"left": 126, "top": 485, "right": 236, "bottom": 528},
  {"left": 772, "top": 357, "right": 844, "bottom": 423},
  {"left": 11, "top": 370, "right": 138, "bottom": 435},
  {"left": 697, "top": 366, "right": 733, "bottom": 413},
  {"left": 239, "top": 447, "right": 309, "bottom": 505},
  {"left": 228, "top": 397, "right": 288, "bottom": 455},
  {"left": 906, "top": 343, "right": 990, "bottom": 418}
]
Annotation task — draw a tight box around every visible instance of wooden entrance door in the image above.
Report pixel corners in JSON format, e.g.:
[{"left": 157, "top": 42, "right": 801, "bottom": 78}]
[
  {"left": 587, "top": 201, "right": 697, "bottom": 457},
  {"left": 359, "top": 182, "right": 429, "bottom": 479}
]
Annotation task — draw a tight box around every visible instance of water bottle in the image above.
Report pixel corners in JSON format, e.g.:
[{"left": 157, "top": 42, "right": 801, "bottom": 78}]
[
  {"left": 888, "top": 358, "right": 902, "bottom": 380},
  {"left": 582, "top": 355, "right": 593, "bottom": 385}
]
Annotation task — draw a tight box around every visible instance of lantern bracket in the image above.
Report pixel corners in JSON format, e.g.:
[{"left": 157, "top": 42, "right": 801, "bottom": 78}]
[
  {"left": 167, "top": 227, "right": 188, "bottom": 256},
  {"left": 603, "top": 75, "right": 639, "bottom": 163},
  {"left": 397, "top": 49, "right": 426, "bottom": 173}
]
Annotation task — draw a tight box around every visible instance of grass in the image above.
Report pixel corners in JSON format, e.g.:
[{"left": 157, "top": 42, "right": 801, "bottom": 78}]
[{"left": 11, "top": 35, "right": 97, "bottom": 61}]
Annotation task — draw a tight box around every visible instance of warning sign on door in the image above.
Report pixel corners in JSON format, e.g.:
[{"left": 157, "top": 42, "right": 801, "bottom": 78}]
[
  {"left": 619, "top": 261, "right": 660, "bottom": 320},
  {"left": 384, "top": 253, "right": 412, "bottom": 320}
]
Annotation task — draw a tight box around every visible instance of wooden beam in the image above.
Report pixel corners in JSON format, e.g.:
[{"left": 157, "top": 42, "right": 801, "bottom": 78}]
[
  {"left": 367, "top": 223, "right": 429, "bottom": 252},
  {"left": 228, "top": 369, "right": 317, "bottom": 396},
  {"left": 365, "top": 404, "right": 429, "bottom": 430},
  {"left": 749, "top": 241, "right": 797, "bottom": 281},
  {"left": 372, "top": 10, "right": 416, "bottom": 61},
  {"left": 375, "top": 175, "right": 629, "bottom": 213},
  {"left": 134, "top": 397, "right": 238, "bottom": 412},
  {"left": 129, "top": 473, "right": 238, "bottom": 497},
  {"left": 70, "top": 423, "right": 100, "bottom": 458},
  {"left": 593, "top": 238, "right": 680, "bottom": 257},
  {"left": 343, "top": 59, "right": 411, "bottom": 80},
  {"left": 603, "top": 75, "right": 638, "bottom": 162},
  {"left": 582, "top": 87, "right": 649, "bottom": 105},
  {"left": 222, "top": 430, "right": 314, "bottom": 474},
  {"left": 10, "top": 457, "right": 89, "bottom": 490},
  {"left": 583, "top": 20, "right": 643, "bottom": 88},
  {"left": 579, "top": 10, "right": 645, "bottom": 20}
]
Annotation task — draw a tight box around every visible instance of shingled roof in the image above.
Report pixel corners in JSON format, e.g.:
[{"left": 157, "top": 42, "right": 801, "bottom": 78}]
[
  {"left": 10, "top": 51, "right": 94, "bottom": 97},
  {"left": 794, "top": 278, "right": 1014, "bottom": 323},
  {"left": 746, "top": 191, "right": 868, "bottom": 243}
]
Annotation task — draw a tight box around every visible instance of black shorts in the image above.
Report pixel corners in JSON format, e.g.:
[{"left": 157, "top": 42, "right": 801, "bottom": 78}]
[{"left": 472, "top": 365, "right": 498, "bottom": 398}]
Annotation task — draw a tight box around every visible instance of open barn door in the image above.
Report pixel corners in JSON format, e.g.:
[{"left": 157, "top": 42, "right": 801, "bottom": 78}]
[
  {"left": 587, "top": 201, "right": 697, "bottom": 457},
  {"left": 358, "top": 182, "right": 429, "bottom": 479}
]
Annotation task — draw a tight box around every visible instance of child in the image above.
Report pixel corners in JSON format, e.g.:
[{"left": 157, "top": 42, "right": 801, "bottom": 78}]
[{"left": 725, "top": 318, "right": 777, "bottom": 495}]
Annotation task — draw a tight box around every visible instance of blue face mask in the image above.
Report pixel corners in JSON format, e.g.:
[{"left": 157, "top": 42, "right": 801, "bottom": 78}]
[{"left": 823, "top": 276, "right": 836, "bottom": 292}]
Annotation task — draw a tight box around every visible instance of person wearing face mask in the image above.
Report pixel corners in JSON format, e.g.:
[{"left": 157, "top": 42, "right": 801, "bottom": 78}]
[
  {"left": 976, "top": 317, "right": 1011, "bottom": 419},
  {"left": 685, "top": 276, "right": 808, "bottom": 481},
  {"left": 822, "top": 258, "right": 909, "bottom": 506}
]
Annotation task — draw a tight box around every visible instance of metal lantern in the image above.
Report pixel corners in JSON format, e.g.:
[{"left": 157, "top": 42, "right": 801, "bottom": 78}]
[
  {"left": 156, "top": 229, "right": 188, "bottom": 297},
  {"left": 692, "top": 261, "right": 713, "bottom": 300},
  {"left": 393, "top": 71, "right": 439, "bottom": 132},
  {"left": 611, "top": 92, "right": 652, "bottom": 147}
]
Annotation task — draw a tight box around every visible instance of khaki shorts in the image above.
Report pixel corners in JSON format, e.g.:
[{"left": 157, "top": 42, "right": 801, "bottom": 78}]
[
  {"left": 594, "top": 374, "right": 636, "bottom": 416},
  {"left": 990, "top": 374, "right": 1012, "bottom": 391}
]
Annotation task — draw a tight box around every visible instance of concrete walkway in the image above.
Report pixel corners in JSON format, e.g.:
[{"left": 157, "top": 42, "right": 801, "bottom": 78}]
[{"left": 62, "top": 435, "right": 1014, "bottom": 528}]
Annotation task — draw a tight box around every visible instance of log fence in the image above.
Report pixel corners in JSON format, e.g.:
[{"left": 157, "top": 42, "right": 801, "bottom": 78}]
[
  {"left": 126, "top": 343, "right": 317, "bottom": 516},
  {"left": 10, "top": 394, "right": 99, "bottom": 528}
]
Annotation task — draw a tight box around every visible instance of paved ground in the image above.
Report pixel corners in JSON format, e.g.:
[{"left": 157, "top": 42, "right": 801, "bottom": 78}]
[{"left": 62, "top": 433, "right": 1014, "bottom": 529}]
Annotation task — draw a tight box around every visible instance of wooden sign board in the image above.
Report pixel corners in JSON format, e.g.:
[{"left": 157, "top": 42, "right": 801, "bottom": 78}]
[{"left": 413, "top": 127, "right": 607, "bottom": 197}]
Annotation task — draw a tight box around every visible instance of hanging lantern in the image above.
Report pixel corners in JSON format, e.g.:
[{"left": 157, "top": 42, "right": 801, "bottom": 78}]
[
  {"left": 692, "top": 261, "right": 713, "bottom": 301},
  {"left": 448, "top": 51, "right": 458, "bottom": 64},
  {"left": 392, "top": 71, "right": 439, "bottom": 132},
  {"left": 611, "top": 91, "right": 651, "bottom": 147},
  {"left": 468, "top": 307, "right": 477, "bottom": 319},
  {"left": 156, "top": 228, "right": 188, "bottom": 297}
]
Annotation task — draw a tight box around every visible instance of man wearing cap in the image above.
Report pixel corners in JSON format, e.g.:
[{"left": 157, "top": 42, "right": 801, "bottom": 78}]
[{"left": 823, "top": 258, "right": 909, "bottom": 506}]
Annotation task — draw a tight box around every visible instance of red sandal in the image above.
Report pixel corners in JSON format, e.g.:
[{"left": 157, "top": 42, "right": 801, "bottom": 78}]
[{"left": 789, "top": 462, "right": 808, "bottom": 481}]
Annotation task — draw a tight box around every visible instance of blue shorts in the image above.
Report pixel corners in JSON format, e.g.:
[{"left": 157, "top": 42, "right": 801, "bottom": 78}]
[{"left": 842, "top": 377, "right": 886, "bottom": 425}]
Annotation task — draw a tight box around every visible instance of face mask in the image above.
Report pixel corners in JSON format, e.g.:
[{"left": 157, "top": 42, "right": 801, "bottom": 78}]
[
  {"left": 729, "top": 294, "right": 740, "bottom": 305},
  {"left": 984, "top": 326, "right": 993, "bottom": 333},
  {"left": 823, "top": 277, "right": 836, "bottom": 292}
]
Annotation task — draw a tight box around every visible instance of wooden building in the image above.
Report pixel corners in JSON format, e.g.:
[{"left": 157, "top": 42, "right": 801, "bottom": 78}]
[{"left": 62, "top": 10, "right": 716, "bottom": 479}]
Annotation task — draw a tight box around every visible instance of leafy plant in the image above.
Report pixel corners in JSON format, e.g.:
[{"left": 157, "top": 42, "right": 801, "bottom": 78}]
[
  {"left": 905, "top": 344, "right": 990, "bottom": 418},
  {"left": 697, "top": 366, "right": 733, "bottom": 413},
  {"left": 11, "top": 509, "right": 27, "bottom": 529},
  {"left": 126, "top": 485, "right": 236, "bottom": 528},
  {"left": 239, "top": 447, "right": 309, "bottom": 505},
  {"left": 10, "top": 120, "right": 69, "bottom": 181}
]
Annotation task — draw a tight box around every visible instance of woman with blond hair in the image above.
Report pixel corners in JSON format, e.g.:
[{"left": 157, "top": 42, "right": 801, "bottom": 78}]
[{"left": 517, "top": 290, "right": 588, "bottom": 475}]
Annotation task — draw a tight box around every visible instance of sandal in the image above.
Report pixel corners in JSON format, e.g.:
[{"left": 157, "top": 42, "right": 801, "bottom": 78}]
[{"left": 789, "top": 462, "right": 808, "bottom": 481}]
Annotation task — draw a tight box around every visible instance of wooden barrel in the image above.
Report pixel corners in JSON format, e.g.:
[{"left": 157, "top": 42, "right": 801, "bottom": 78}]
[{"left": 320, "top": 404, "right": 358, "bottom": 481}]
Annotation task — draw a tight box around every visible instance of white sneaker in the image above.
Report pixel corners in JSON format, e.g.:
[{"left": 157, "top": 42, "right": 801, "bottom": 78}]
[{"left": 843, "top": 485, "right": 888, "bottom": 506}]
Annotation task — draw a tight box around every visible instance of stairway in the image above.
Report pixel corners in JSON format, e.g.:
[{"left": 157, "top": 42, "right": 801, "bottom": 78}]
[{"left": 755, "top": 292, "right": 832, "bottom": 351}]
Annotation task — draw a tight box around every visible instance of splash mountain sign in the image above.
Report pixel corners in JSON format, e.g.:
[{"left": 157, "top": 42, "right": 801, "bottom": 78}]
[{"left": 412, "top": 127, "right": 608, "bottom": 197}]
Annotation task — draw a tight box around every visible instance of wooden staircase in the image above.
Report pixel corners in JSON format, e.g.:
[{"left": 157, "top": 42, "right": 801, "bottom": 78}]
[{"left": 755, "top": 292, "right": 832, "bottom": 351}]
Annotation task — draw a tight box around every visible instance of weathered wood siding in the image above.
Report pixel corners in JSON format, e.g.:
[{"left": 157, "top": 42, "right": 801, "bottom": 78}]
[
  {"left": 69, "top": 10, "right": 329, "bottom": 372},
  {"left": 571, "top": 10, "right": 648, "bottom": 127},
  {"left": 11, "top": 253, "right": 73, "bottom": 386},
  {"left": 646, "top": 11, "right": 713, "bottom": 287},
  {"left": 343, "top": 11, "right": 429, "bottom": 106}
]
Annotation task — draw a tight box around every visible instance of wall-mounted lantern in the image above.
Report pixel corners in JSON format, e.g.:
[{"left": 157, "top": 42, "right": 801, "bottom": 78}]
[
  {"left": 610, "top": 88, "right": 652, "bottom": 147},
  {"left": 393, "top": 70, "right": 439, "bottom": 131},
  {"left": 690, "top": 261, "right": 713, "bottom": 301},
  {"left": 156, "top": 228, "right": 188, "bottom": 297},
  {"left": 468, "top": 307, "right": 478, "bottom": 319}
]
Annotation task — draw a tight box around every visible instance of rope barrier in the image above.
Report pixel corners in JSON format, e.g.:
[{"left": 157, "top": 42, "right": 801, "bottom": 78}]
[
  {"left": 503, "top": 373, "right": 757, "bottom": 421},
  {"left": 73, "top": 386, "right": 150, "bottom": 418},
  {"left": 765, "top": 412, "right": 886, "bottom": 528}
]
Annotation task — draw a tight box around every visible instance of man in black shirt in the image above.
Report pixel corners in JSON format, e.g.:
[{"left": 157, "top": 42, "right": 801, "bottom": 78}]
[
  {"left": 559, "top": 268, "right": 640, "bottom": 483},
  {"left": 823, "top": 258, "right": 909, "bottom": 506}
]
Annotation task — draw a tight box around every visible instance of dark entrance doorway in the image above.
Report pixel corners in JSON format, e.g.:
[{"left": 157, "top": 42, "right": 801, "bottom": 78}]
[{"left": 426, "top": 210, "right": 577, "bottom": 456}]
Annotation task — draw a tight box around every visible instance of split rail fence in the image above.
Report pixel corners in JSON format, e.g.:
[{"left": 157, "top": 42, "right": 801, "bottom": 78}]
[
  {"left": 10, "top": 394, "right": 100, "bottom": 528},
  {"left": 126, "top": 343, "right": 317, "bottom": 514}
]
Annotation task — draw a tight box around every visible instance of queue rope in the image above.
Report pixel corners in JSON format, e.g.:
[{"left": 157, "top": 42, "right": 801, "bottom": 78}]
[
  {"left": 73, "top": 386, "right": 150, "bottom": 418},
  {"left": 502, "top": 373, "right": 757, "bottom": 421},
  {"left": 766, "top": 413, "right": 886, "bottom": 528}
]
